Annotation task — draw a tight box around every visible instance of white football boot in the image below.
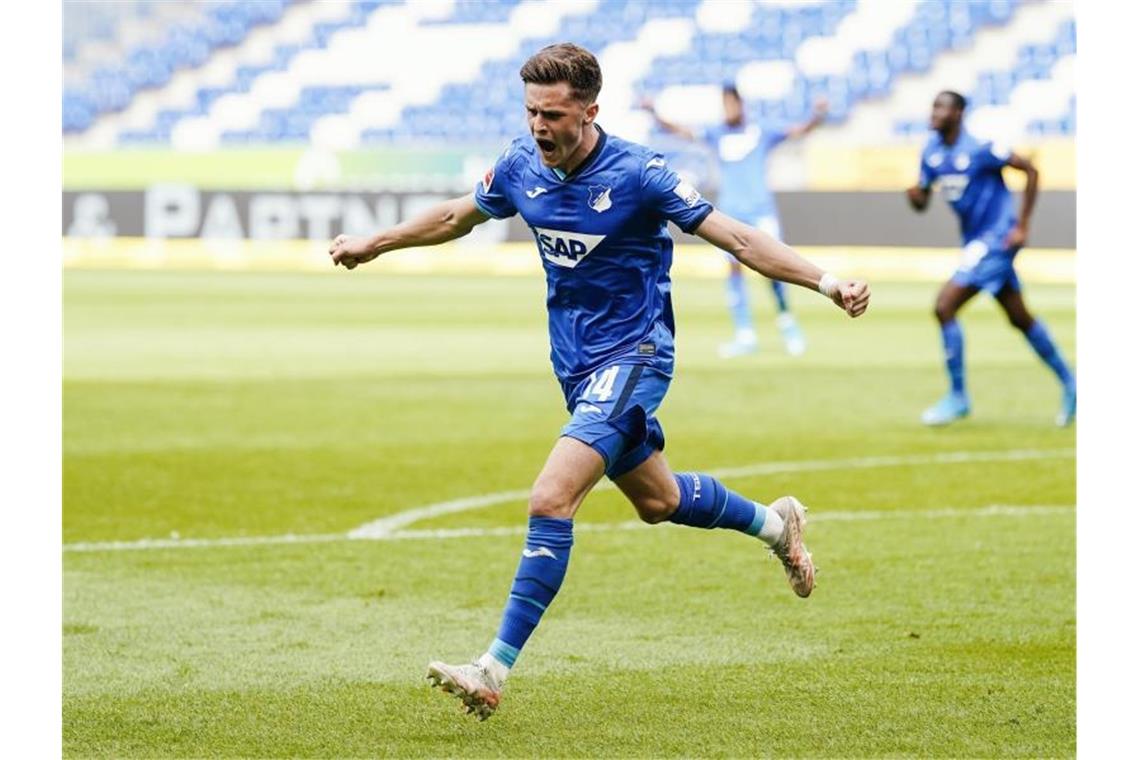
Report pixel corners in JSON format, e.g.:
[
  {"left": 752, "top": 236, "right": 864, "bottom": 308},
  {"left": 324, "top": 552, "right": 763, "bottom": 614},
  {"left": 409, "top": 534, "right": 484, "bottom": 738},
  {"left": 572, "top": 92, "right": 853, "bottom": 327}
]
[
  {"left": 426, "top": 660, "right": 503, "bottom": 721},
  {"left": 769, "top": 496, "right": 816, "bottom": 598},
  {"left": 718, "top": 327, "right": 759, "bottom": 358}
]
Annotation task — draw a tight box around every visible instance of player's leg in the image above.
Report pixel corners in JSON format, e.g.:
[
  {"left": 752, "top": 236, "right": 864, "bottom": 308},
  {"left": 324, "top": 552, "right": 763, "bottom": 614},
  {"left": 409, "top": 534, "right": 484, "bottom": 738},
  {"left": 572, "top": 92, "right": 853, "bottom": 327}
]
[
  {"left": 612, "top": 449, "right": 815, "bottom": 597},
  {"left": 922, "top": 279, "right": 979, "bottom": 425},
  {"left": 720, "top": 256, "right": 759, "bottom": 357},
  {"left": 428, "top": 436, "right": 604, "bottom": 719},
  {"left": 759, "top": 215, "right": 806, "bottom": 355},
  {"left": 994, "top": 282, "right": 1076, "bottom": 425}
]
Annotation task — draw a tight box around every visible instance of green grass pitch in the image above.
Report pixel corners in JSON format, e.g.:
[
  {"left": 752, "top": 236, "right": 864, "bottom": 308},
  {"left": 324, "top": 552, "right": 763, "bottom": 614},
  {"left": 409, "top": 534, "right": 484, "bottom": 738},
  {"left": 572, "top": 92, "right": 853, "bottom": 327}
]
[{"left": 64, "top": 267, "right": 1075, "bottom": 757}]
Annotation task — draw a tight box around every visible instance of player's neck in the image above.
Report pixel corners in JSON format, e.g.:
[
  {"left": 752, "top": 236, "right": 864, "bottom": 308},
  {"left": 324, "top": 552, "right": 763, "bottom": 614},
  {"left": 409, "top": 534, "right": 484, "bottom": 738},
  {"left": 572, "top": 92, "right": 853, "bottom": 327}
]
[
  {"left": 558, "top": 124, "right": 600, "bottom": 175},
  {"left": 939, "top": 124, "right": 962, "bottom": 145}
]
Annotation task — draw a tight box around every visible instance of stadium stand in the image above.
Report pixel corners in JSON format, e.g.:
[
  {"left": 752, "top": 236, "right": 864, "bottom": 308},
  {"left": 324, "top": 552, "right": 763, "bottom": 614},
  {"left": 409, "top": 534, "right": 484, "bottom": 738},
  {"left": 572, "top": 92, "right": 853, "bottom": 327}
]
[
  {"left": 63, "top": 0, "right": 1074, "bottom": 151},
  {"left": 63, "top": 1, "right": 290, "bottom": 136}
]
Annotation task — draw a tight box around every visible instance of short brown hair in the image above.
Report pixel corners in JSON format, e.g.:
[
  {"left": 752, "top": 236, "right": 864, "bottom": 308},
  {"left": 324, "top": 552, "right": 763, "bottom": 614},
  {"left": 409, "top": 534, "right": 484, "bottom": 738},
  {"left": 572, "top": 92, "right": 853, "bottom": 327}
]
[{"left": 519, "top": 43, "right": 602, "bottom": 104}]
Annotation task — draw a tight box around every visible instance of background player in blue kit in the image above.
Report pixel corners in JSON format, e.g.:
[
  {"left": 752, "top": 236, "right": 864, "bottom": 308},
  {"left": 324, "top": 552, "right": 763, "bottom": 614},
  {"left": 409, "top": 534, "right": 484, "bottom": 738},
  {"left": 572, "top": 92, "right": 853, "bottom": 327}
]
[
  {"left": 329, "top": 44, "right": 869, "bottom": 720},
  {"left": 643, "top": 85, "right": 828, "bottom": 357},
  {"left": 906, "top": 91, "right": 1075, "bottom": 427}
]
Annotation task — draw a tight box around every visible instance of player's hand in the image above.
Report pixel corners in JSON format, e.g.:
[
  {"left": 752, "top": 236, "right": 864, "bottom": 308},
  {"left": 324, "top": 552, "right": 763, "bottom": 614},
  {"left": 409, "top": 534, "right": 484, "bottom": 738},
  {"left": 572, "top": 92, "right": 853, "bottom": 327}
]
[
  {"left": 812, "top": 97, "right": 829, "bottom": 118},
  {"left": 832, "top": 280, "right": 870, "bottom": 318},
  {"left": 1004, "top": 224, "right": 1028, "bottom": 250},
  {"left": 905, "top": 185, "right": 929, "bottom": 211},
  {"left": 637, "top": 96, "right": 655, "bottom": 113},
  {"left": 328, "top": 234, "right": 378, "bottom": 270}
]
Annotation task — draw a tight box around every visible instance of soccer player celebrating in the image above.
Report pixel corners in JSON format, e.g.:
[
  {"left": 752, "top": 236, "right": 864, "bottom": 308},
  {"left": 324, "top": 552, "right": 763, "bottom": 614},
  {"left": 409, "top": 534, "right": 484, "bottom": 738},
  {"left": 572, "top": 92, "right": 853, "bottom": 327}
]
[
  {"left": 329, "top": 44, "right": 870, "bottom": 720},
  {"left": 642, "top": 85, "right": 827, "bottom": 357},
  {"left": 907, "top": 90, "right": 1076, "bottom": 427}
]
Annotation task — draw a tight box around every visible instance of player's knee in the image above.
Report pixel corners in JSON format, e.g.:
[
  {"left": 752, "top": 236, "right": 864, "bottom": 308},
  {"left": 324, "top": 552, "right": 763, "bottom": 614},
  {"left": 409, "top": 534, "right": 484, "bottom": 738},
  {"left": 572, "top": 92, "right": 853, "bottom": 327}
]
[
  {"left": 527, "top": 484, "right": 574, "bottom": 519},
  {"left": 631, "top": 483, "right": 681, "bottom": 524},
  {"left": 1008, "top": 312, "right": 1035, "bottom": 332},
  {"left": 634, "top": 498, "right": 673, "bottom": 524}
]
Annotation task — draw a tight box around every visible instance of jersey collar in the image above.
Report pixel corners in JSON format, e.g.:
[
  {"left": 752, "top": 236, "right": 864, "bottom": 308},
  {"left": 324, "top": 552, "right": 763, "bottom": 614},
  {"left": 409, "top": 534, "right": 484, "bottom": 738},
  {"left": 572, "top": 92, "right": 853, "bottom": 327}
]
[{"left": 549, "top": 124, "right": 606, "bottom": 182}]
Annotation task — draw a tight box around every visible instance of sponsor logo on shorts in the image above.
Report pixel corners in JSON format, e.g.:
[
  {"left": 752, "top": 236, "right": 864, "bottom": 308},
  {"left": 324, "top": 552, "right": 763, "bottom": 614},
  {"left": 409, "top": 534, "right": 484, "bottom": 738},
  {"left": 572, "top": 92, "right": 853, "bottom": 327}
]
[{"left": 637, "top": 342, "right": 656, "bottom": 356}]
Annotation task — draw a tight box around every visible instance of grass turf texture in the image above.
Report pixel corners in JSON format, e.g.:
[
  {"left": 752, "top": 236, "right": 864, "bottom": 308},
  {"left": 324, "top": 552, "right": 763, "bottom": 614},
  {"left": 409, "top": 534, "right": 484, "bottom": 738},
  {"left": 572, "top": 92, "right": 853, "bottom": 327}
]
[{"left": 64, "top": 269, "right": 1075, "bottom": 757}]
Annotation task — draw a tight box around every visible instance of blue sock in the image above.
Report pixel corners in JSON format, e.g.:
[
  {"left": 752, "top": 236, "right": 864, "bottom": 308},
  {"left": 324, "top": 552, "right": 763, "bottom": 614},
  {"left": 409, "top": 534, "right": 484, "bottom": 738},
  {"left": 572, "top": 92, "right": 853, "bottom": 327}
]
[
  {"left": 726, "top": 270, "right": 753, "bottom": 333},
  {"left": 940, "top": 320, "right": 966, "bottom": 395},
  {"left": 669, "top": 473, "right": 769, "bottom": 536},
  {"left": 488, "top": 516, "right": 573, "bottom": 669},
  {"left": 770, "top": 279, "right": 789, "bottom": 313},
  {"left": 1024, "top": 320, "right": 1074, "bottom": 389}
]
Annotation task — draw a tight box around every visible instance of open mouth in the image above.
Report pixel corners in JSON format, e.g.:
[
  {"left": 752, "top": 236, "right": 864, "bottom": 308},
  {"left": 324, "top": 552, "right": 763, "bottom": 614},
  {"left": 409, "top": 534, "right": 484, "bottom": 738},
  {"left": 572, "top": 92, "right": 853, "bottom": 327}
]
[{"left": 535, "top": 137, "right": 557, "bottom": 158}]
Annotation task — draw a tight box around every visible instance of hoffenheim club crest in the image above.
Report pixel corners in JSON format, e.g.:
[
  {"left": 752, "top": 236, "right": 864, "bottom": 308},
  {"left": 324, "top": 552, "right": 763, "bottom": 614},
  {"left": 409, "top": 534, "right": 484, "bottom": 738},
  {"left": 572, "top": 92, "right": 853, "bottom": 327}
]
[{"left": 588, "top": 185, "right": 612, "bottom": 213}]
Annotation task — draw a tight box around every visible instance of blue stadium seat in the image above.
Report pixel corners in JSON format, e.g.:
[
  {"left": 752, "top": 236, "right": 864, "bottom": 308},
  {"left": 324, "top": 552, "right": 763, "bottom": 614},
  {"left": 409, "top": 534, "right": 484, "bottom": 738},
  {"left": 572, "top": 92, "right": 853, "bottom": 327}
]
[
  {"left": 68, "top": 0, "right": 1072, "bottom": 147},
  {"left": 66, "top": 0, "right": 290, "bottom": 135}
]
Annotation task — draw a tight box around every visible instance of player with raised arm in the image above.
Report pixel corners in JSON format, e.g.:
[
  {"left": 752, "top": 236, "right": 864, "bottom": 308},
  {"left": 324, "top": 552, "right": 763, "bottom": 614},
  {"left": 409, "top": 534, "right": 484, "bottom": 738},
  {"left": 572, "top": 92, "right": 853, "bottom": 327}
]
[
  {"left": 329, "top": 44, "right": 870, "bottom": 721},
  {"left": 907, "top": 91, "right": 1075, "bottom": 427},
  {"left": 642, "top": 85, "right": 827, "bottom": 357}
]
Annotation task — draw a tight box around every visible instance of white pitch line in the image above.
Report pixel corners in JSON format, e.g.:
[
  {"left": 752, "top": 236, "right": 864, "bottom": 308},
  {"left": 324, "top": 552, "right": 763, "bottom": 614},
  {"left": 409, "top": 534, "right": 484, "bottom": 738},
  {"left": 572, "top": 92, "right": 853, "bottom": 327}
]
[
  {"left": 63, "top": 504, "right": 1073, "bottom": 553},
  {"left": 348, "top": 489, "right": 532, "bottom": 539},
  {"left": 63, "top": 448, "right": 1074, "bottom": 554},
  {"left": 348, "top": 447, "right": 1075, "bottom": 538},
  {"left": 63, "top": 532, "right": 348, "bottom": 553},
  {"left": 358, "top": 505, "right": 1075, "bottom": 542}
]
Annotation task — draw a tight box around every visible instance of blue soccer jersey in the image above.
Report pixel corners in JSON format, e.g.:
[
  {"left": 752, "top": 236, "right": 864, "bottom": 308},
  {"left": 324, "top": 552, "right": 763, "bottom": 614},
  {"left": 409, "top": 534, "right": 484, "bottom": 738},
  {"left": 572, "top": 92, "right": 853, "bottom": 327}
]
[
  {"left": 474, "top": 127, "right": 714, "bottom": 396},
  {"left": 699, "top": 121, "right": 789, "bottom": 222},
  {"left": 918, "top": 130, "right": 1016, "bottom": 244}
]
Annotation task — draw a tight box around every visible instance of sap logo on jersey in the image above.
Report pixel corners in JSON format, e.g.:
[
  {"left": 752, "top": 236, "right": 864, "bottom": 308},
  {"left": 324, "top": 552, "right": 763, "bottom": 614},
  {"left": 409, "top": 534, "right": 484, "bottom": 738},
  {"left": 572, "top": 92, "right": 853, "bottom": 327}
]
[
  {"left": 531, "top": 226, "right": 606, "bottom": 268},
  {"left": 939, "top": 174, "right": 969, "bottom": 202},
  {"left": 717, "top": 126, "right": 761, "bottom": 162}
]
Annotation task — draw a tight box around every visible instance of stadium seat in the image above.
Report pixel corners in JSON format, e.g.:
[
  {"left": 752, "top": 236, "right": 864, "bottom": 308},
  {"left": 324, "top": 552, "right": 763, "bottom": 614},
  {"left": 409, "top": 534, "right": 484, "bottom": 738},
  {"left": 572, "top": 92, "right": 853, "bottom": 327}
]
[{"left": 65, "top": 0, "right": 1074, "bottom": 147}]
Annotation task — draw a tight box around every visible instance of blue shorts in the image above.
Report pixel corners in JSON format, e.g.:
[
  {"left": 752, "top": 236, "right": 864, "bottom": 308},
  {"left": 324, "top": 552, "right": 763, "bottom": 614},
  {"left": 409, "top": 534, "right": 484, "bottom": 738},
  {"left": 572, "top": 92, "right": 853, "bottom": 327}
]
[
  {"left": 560, "top": 362, "right": 670, "bottom": 479},
  {"left": 951, "top": 237, "right": 1022, "bottom": 295}
]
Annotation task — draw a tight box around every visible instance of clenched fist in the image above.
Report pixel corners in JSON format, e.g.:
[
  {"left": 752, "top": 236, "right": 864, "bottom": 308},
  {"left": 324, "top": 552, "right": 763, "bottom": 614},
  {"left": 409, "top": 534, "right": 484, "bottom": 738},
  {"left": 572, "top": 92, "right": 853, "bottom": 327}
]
[{"left": 328, "top": 234, "right": 379, "bottom": 270}]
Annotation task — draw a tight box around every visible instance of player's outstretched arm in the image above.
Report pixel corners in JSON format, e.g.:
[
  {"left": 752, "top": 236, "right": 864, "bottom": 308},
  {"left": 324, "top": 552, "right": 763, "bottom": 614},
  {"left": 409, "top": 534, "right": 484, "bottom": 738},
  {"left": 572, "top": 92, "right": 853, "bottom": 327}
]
[
  {"left": 785, "top": 98, "right": 828, "bottom": 140},
  {"left": 638, "top": 98, "right": 696, "bottom": 142},
  {"left": 329, "top": 193, "right": 490, "bottom": 269},
  {"left": 694, "top": 209, "right": 870, "bottom": 317}
]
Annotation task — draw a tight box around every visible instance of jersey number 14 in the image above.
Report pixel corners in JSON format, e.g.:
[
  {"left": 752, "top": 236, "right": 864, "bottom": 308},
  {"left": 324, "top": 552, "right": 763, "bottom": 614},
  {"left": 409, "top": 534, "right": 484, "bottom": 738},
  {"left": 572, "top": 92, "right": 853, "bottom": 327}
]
[{"left": 582, "top": 366, "right": 621, "bottom": 402}]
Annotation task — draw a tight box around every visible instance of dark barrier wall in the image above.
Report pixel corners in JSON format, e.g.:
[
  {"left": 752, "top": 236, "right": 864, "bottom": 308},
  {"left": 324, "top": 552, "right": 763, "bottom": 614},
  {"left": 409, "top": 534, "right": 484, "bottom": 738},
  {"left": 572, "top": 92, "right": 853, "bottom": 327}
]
[
  {"left": 769, "top": 191, "right": 1075, "bottom": 247},
  {"left": 63, "top": 188, "right": 1075, "bottom": 248}
]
